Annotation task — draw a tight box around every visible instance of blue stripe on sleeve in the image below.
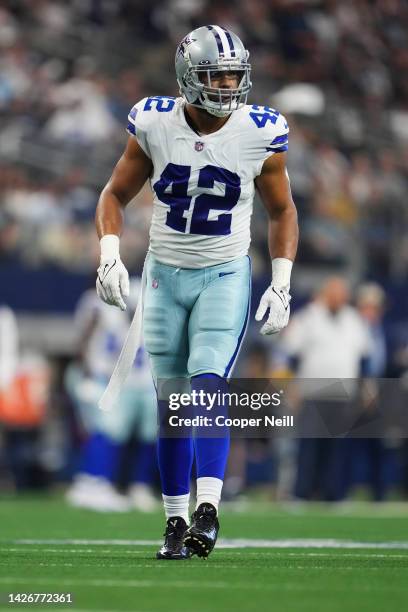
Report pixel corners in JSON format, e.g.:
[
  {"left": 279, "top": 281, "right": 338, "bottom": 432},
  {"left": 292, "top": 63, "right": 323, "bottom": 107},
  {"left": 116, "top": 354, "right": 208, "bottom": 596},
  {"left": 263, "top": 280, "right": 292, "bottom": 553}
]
[
  {"left": 266, "top": 144, "right": 288, "bottom": 153},
  {"left": 270, "top": 134, "right": 288, "bottom": 145},
  {"left": 127, "top": 120, "right": 136, "bottom": 135}
]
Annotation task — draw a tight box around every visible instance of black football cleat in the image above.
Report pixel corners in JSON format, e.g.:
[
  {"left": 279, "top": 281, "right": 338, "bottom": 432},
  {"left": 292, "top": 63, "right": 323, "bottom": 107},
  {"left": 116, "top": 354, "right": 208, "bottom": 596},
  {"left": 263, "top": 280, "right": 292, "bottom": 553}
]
[
  {"left": 183, "top": 503, "right": 219, "bottom": 558},
  {"left": 156, "top": 516, "right": 192, "bottom": 560}
]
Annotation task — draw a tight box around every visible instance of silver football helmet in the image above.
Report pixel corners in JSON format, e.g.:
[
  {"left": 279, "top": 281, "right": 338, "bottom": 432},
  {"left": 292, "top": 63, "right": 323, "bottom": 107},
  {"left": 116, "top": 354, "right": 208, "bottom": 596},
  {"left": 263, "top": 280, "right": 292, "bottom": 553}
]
[{"left": 175, "top": 25, "right": 252, "bottom": 117}]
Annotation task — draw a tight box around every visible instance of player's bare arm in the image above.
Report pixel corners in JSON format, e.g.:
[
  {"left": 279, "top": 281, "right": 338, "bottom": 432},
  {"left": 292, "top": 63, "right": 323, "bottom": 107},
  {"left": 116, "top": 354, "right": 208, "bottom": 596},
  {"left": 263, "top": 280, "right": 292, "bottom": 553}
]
[
  {"left": 96, "top": 137, "right": 152, "bottom": 238},
  {"left": 255, "top": 152, "right": 299, "bottom": 335},
  {"left": 95, "top": 137, "right": 152, "bottom": 311},
  {"left": 256, "top": 151, "right": 298, "bottom": 262}
]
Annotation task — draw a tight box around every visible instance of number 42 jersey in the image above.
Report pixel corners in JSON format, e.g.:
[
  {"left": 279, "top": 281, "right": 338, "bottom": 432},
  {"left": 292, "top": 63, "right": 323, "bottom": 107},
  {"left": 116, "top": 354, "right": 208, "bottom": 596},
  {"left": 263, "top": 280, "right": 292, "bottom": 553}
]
[{"left": 127, "top": 96, "right": 289, "bottom": 269}]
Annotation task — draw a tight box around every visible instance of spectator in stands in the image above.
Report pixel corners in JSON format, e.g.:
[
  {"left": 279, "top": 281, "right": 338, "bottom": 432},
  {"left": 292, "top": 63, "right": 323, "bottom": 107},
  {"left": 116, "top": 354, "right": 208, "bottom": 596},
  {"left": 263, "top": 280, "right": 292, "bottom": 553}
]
[
  {"left": 352, "top": 282, "right": 394, "bottom": 501},
  {"left": 280, "top": 276, "right": 371, "bottom": 501}
]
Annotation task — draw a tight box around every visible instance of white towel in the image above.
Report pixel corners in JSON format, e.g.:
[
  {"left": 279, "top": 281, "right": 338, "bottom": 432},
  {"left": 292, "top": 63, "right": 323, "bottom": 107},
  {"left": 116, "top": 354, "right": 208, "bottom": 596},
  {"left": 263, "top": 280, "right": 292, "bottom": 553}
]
[{"left": 98, "top": 261, "right": 146, "bottom": 412}]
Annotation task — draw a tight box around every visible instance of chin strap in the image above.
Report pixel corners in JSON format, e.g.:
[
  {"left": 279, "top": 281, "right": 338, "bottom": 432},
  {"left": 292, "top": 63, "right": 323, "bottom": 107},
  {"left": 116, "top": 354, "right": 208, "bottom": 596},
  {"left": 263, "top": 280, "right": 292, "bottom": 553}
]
[
  {"left": 205, "top": 107, "right": 232, "bottom": 118},
  {"left": 196, "top": 96, "right": 232, "bottom": 118}
]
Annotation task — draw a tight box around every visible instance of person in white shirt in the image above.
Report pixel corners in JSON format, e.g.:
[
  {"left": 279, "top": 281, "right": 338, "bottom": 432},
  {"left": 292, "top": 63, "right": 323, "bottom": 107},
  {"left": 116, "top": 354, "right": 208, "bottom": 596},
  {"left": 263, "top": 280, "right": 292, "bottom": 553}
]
[
  {"left": 283, "top": 277, "right": 371, "bottom": 379},
  {"left": 281, "top": 277, "right": 371, "bottom": 500}
]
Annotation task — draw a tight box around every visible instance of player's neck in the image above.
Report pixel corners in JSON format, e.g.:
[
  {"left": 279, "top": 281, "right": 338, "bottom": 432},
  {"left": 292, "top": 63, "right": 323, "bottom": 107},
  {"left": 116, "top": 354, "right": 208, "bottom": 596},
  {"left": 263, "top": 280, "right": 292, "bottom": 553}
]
[{"left": 184, "top": 104, "right": 231, "bottom": 135}]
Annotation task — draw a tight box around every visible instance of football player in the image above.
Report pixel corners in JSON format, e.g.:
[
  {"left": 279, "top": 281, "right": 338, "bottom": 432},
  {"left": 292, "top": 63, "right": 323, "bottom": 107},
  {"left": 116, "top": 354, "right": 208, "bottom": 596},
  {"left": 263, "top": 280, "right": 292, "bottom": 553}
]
[
  {"left": 95, "top": 25, "right": 298, "bottom": 559},
  {"left": 65, "top": 280, "right": 157, "bottom": 512}
]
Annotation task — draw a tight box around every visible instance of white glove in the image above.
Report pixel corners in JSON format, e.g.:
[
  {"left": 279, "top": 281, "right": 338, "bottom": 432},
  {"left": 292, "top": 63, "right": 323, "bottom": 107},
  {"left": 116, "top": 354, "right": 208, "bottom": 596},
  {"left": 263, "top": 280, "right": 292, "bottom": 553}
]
[
  {"left": 255, "top": 285, "right": 291, "bottom": 335},
  {"left": 96, "top": 235, "right": 129, "bottom": 311}
]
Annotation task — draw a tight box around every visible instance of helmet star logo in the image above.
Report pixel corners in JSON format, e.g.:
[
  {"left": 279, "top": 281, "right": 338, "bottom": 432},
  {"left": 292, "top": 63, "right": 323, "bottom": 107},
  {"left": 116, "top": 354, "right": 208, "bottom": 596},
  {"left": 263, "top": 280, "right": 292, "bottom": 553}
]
[{"left": 177, "top": 36, "right": 197, "bottom": 58}]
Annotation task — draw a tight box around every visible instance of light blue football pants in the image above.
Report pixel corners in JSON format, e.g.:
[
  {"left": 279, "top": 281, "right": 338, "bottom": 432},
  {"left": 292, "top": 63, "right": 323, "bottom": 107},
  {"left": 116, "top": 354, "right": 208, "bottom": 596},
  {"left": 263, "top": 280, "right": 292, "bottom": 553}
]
[
  {"left": 64, "top": 364, "right": 157, "bottom": 443},
  {"left": 143, "top": 253, "right": 251, "bottom": 381}
]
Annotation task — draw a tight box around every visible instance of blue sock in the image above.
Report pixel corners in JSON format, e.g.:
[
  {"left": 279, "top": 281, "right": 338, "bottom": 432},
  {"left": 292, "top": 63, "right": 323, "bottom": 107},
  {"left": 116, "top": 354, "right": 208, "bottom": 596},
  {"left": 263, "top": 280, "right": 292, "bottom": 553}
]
[
  {"left": 157, "top": 399, "right": 193, "bottom": 495},
  {"left": 132, "top": 441, "right": 157, "bottom": 485},
  {"left": 191, "top": 374, "right": 230, "bottom": 480},
  {"left": 80, "top": 432, "right": 121, "bottom": 482}
]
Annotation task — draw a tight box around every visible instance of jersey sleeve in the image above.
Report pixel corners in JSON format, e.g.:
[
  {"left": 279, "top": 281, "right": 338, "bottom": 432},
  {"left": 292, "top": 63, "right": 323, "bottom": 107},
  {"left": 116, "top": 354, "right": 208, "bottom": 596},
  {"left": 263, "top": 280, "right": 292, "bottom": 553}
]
[
  {"left": 126, "top": 98, "right": 151, "bottom": 158},
  {"left": 246, "top": 107, "right": 289, "bottom": 177}
]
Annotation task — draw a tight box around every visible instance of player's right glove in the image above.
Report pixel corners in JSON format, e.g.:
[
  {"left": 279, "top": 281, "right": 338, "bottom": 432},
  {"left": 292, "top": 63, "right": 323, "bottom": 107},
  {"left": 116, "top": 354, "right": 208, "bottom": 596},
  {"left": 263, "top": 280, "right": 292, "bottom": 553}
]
[
  {"left": 255, "top": 257, "right": 293, "bottom": 335},
  {"left": 255, "top": 285, "right": 291, "bottom": 335},
  {"left": 96, "top": 235, "right": 129, "bottom": 311}
]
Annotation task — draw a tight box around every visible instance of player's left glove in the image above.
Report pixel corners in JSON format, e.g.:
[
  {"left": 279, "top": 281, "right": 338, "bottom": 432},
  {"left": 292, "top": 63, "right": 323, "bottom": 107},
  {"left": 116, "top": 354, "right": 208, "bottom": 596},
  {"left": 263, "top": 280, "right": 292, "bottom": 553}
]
[
  {"left": 96, "top": 234, "right": 129, "bottom": 311},
  {"left": 255, "top": 258, "right": 293, "bottom": 335},
  {"left": 96, "top": 257, "right": 129, "bottom": 311},
  {"left": 255, "top": 285, "right": 291, "bottom": 335}
]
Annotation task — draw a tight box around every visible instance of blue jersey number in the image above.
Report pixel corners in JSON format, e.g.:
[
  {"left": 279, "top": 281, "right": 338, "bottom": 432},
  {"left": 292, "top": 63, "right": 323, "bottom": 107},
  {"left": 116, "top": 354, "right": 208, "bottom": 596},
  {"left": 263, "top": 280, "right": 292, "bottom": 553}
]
[
  {"left": 143, "top": 96, "right": 175, "bottom": 112},
  {"left": 153, "top": 163, "right": 191, "bottom": 233},
  {"left": 191, "top": 166, "right": 241, "bottom": 235},
  {"left": 153, "top": 164, "right": 241, "bottom": 236},
  {"left": 249, "top": 105, "right": 280, "bottom": 128}
]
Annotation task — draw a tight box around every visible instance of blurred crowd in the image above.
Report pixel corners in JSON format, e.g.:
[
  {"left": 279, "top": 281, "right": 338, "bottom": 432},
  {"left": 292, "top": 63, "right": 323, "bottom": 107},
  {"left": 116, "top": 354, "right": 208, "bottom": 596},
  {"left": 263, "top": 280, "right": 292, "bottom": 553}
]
[{"left": 0, "top": 0, "right": 408, "bottom": 282}]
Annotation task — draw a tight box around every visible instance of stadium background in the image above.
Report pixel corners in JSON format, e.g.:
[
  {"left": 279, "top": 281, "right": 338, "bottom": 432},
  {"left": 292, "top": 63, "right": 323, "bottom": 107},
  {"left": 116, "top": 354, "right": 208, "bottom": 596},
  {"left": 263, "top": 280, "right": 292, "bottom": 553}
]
[{"left": 1, "top": 0, "right": 408, "bottom": 501}]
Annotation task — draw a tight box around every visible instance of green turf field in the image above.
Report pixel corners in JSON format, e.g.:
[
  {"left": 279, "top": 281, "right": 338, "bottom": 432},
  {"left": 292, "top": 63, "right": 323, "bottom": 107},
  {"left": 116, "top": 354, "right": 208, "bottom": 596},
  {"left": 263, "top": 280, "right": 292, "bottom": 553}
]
[{"left": 1, "top": 498, "right": 407, "bottom": 611}]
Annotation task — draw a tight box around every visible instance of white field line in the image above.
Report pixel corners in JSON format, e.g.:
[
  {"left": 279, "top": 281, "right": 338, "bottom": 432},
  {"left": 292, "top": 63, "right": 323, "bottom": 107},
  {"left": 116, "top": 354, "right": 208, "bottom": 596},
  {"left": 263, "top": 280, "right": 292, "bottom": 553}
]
[
  {"left": 0, "top": 577, "right": 407, "bottom": 591},
  {"left": 6, "top": 538, "right": 408, "bottom": 550},
  {"left": 0, "top": 562, "right": 407, "bottom": 571},
  {"left": 0, "top": 577, "right": 232, "bottom": 589},
  {"left": 0, "top": 546, "right": 408, "bottom": 556}
]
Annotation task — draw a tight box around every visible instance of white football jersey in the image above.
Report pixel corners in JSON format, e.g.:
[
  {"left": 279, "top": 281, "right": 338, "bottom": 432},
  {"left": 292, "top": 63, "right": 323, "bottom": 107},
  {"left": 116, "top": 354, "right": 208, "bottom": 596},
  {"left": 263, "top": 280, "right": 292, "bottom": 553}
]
[
  {"left": 127, "top": 96, "right": 289, "bottom": 268},
  {"left": 75, "top": 288, "right": 153, "bottom": 388}
]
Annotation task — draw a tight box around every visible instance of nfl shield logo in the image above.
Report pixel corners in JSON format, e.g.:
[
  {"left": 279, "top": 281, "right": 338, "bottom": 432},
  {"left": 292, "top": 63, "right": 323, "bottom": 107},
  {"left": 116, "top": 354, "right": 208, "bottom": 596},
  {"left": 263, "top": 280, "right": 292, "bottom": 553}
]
[
  {"left": 195, "top": 141, "right": 205, "bottom": 152},
  {"left": 152, "top": 279, "right": 159, "bottom": 289}
]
